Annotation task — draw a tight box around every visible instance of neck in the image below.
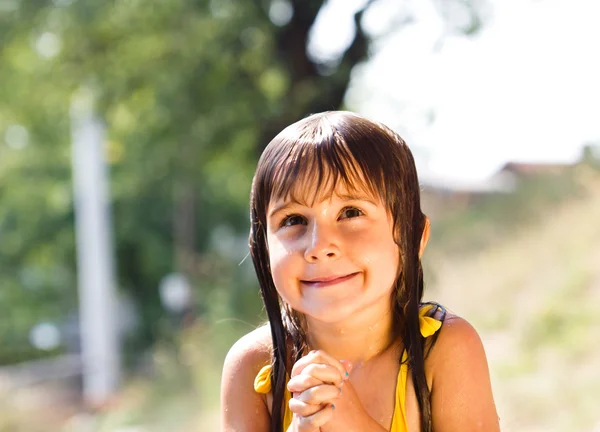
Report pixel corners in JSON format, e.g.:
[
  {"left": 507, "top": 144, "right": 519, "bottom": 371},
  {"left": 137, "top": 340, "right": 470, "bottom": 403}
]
[{"left": 303, "top": 298, "right": 398, "bottom": 368}]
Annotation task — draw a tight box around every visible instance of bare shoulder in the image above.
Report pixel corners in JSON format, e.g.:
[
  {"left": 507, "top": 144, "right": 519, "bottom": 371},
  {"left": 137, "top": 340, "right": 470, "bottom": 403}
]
[
  {"left": 427, "top": 312, "right": 500, "bottom": 432},
  {"left": 224, "top": 323, "right": 272, "bottom": 370},
  {"left": 221, "top": 324, "right": 273, "bottom": 432},
  {"left": 429, "top": 312, "right": 485, "bottom": 361}
]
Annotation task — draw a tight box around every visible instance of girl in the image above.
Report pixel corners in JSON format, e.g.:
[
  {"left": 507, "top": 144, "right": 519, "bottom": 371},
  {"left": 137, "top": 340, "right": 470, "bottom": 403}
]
[{"left": 221, "top": 111, "right": 499, "bottom": 431}]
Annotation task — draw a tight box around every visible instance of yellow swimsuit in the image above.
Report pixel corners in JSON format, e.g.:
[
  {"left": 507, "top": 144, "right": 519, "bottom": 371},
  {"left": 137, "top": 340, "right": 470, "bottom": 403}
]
[{"left": 254, "top": 305, "right": 442, "bottom": 431}]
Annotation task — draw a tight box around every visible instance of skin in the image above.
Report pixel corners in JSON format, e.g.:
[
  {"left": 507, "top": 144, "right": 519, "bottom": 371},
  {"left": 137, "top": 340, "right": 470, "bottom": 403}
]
[
  {"left": 221, "top": 181, "right": 499, "bottom": 431},
  {"left": 266, "top": 184, "right": 401, "bottom": 364}
]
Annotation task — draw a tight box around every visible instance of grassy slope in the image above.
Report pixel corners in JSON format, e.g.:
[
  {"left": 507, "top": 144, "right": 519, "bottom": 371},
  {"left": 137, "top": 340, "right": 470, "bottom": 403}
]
[{"left": 424, "top": 166, "right": 600, "bottom": 431}]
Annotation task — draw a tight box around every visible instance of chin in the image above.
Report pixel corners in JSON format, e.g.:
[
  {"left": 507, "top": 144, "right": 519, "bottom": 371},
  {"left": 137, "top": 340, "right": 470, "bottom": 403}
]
[{"left": 298, "top": 302, "right": 358, "bottom": 324}]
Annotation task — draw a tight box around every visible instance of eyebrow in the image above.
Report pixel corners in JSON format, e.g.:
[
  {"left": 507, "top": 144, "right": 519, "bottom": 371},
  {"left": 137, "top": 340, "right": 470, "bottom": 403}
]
[
  {"left": 268, "top": 193, "right": 377, "bottom": 218},
  {"left": 336, "top": 193, "right": 377, "bottom": 205},
  {"left": 268, "top": 200, "right": 302, "bottom": 218}
]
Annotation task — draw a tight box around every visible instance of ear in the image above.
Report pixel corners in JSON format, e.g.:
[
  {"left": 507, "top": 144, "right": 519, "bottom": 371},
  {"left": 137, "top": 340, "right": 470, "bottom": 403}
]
[{"left": 419, "top": 216, "right": 431, "bottom": 258}]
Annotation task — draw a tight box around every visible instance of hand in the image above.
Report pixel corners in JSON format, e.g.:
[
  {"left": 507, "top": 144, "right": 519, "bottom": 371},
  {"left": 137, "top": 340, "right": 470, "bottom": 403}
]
[
  {"left": 285, "top": 350, "right": 347, "bottom": 431},
  {"left": 286, "top": 350, "right": 385, "bottom": 432},
  {"left": 317, "top": 377, "right": 386, "bottom": 432}
]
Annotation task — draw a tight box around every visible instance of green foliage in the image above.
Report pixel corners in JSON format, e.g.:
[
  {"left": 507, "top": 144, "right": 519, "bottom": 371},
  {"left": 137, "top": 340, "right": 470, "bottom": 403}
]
[
  {"left": 0, "top": 0, "right": 487, "bottom": 367},
  {"left": 0, "top": 0, "right": 382, "bottom": 364},
  {"left": 0, "top": 0, "right": 279, "bottom": 363}
]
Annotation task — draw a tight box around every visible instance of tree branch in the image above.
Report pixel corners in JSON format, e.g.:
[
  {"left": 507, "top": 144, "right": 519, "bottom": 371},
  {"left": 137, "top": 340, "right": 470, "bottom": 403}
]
[{"left": 256, "top": 0, "right": 379, "bottom": 152}]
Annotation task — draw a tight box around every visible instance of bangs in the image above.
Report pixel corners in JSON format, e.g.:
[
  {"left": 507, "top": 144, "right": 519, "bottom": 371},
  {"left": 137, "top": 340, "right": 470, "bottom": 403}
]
[
  {"left": 268, "top": 127, "right": 384, "bottom": 207},
  {"left": 253, "top": 111, "right": 418, "bottom": 226}
]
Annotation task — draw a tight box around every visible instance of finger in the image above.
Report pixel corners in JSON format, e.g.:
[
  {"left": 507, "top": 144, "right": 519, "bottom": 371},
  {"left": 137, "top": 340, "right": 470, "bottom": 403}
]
[
  {"left": 295, "top": 404, "right": 335, "bottom": 430},
  {"left": 296, "top": 384, "right": 342, "bottom": 405},
  {"left": 339, "top": 359, "right": 353, "bottom": 375},
  {"left": 291, "top": 350, "right": 348, "bottom": 380},
  {"left": 288, "top": 367, "right": 342, "bottom": 392},
  {"left": 288, "top": 398, "right": 325, "bottom": 417},
  {"left": 301, "top": 363, "right": 346, "bottom": 387},
  {"left": 287, "top": 374, "right": 322, "bottom": 393}
]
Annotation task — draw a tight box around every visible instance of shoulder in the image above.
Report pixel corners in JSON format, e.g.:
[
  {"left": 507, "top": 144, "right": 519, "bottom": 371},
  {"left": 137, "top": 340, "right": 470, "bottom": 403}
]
[
  {"left": 426, "top": 311, "right": 488, "bottom": 381},
  {"left": 221, "top": 324, "right": 273, "bottom": 432},
  {"left": 426, "top": 312, "right": 500, "bottom": 431},
  {"left": 222, "top": 324, "right": 272, "bottom": 394},
  {"left": 223, "top": 323, "right": 272, "bottom": 372},
  {"left": 431, "top": 311, "right": 483, "bottom": 357}
]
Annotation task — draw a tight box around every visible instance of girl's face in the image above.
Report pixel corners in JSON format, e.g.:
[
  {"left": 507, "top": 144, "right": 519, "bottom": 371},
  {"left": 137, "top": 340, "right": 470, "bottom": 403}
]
[{"left": 266, "top": 180, "right": 400, "bottom": 324}]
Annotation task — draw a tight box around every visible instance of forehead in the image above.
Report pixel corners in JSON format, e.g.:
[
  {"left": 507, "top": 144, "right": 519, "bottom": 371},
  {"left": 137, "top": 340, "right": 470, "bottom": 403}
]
[
  {"left": 269, "top": 165, "right": 379, "bottom": 209},
  {"left": 262, "top": 127, "right": 390, "bottom": 213}
]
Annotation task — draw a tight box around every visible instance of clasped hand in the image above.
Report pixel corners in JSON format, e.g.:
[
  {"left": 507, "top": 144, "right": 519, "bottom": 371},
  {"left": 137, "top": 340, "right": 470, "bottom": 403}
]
[{"left": 285, "top": 350, "right": 386, "bottom": 432}]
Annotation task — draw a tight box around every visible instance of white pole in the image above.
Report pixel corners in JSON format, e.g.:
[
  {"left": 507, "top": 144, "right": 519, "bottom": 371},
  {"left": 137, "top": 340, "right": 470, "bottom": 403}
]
[{"left": 70, "top": 87, "right": 120, "bottom": 406}]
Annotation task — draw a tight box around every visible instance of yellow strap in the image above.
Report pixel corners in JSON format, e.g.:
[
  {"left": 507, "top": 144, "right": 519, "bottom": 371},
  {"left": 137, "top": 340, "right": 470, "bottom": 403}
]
[
  {"left": 391, "top": 305, "right": 442, "bottom": 431},
  {"left": 254, "top": 364, "right": 293, "bottom": 430},
  {"left": 419, "top": 304, "right": 443, "bottom": 338},
  {"left": 254, "top": 364, "right": 273, "bottom": 393}
]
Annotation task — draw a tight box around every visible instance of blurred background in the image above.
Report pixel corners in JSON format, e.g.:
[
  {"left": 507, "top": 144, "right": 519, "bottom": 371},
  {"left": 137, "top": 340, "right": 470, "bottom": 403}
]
[{"left": 1, "top": 0, "right": 599, "bottom": 431}]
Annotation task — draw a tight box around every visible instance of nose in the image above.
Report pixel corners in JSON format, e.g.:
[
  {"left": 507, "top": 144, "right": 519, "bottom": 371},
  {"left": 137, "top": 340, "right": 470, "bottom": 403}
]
[{"left": 304, "top": 221, "right": 340, "bottom": 263}]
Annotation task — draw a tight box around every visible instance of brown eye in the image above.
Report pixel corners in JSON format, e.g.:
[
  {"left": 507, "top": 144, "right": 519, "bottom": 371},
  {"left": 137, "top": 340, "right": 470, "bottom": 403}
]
[
  {"left": 281, "top": 214, "right": 306, "bottom": 227},
  {"left": 339, "top": 207, "right": 364, "bottom": 220}
]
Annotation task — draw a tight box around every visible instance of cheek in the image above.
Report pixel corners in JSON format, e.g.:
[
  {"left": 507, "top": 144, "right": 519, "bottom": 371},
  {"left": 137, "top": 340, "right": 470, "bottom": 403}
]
[
  {"left": 373, "top": 245, "right": 401, "bottom": 293},
  {"left": 354, "top": 229, "right": 400, "bottom": 280},
  {"left": 352, "top": 223, "right": 398, "bottom": 256},
  {"left": 267, "top": 235, "right": 297, "bottom": 284},
  {"left": 374, "top": 242, "right": 400, "bottom": 275}
]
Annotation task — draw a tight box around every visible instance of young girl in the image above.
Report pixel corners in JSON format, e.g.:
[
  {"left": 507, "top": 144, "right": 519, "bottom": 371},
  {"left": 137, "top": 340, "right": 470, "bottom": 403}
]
[{"left": 221, "top": 111, "right": 499, "bottom": 431}]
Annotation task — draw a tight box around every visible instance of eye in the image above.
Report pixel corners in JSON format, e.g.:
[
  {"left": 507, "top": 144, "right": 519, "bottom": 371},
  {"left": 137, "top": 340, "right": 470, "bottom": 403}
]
[
  {"left": 339, "top": 207, "right": 364, "bottom": 220},
  {"left": 280, "top": 214, "right": 307, "bottom": 227}
]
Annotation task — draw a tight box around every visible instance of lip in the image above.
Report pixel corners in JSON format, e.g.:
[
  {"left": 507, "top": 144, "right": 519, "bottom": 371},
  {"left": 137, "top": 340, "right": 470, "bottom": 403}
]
[{"left": 301, "top": 272, "right": 360, "bottom": 288}]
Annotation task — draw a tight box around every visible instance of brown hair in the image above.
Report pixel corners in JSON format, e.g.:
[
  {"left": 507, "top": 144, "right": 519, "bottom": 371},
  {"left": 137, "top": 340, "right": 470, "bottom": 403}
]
[{"left": 249, "top": 111, "right": 444, "bottom": 431}]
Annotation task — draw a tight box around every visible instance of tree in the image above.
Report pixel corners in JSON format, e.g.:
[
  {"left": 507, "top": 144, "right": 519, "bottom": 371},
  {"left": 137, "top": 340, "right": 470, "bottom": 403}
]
[{"left": 0, "top": 0, "right": 486, "bottom": 363}]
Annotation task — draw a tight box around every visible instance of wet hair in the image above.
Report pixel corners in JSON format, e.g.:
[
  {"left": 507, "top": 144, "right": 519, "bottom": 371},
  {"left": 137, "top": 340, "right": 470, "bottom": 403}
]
[{"left": 249, "top": 111, "right": 445, "bottom": 432}]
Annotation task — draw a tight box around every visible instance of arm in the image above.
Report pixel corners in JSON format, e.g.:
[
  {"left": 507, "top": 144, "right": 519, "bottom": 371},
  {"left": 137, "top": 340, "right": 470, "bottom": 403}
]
[
  {"left": 221, "top": 329, "right": 272, "bottom": 432},
  {"left": 429, "top": 316, "right": 500, "bottom": 432}
]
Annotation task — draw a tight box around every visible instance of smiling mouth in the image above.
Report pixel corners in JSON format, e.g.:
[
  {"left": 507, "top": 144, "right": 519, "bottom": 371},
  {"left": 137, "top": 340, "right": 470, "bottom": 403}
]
[{"left": 300, "top": 272, "right": 360, "bottom": 288}]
